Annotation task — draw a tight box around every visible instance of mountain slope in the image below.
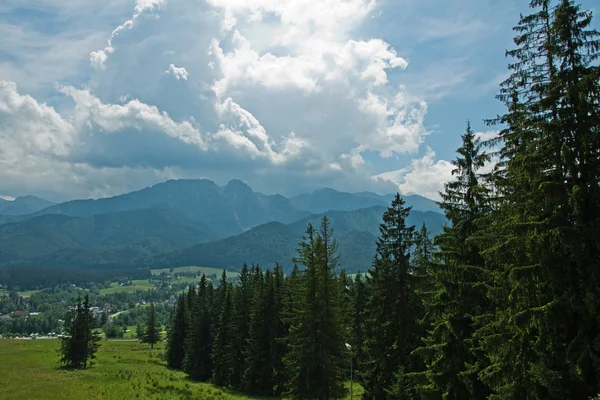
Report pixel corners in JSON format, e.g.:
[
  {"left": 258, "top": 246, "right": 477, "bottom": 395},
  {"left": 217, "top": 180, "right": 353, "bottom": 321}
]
[
  {"left": 0, "top": 195, "right": 55, "bottom": 215},
  {"left": 19, "top": 179, "right": 311, "bottom": 237},
  {"left": 290, "top": 187, "right": 441, "bottom": 214},
  {"left": 142, "top": 207, "right": 447, "bottom": 273},
  {"left": 0, "top": 207, "right": 215, "bottom": 266}
]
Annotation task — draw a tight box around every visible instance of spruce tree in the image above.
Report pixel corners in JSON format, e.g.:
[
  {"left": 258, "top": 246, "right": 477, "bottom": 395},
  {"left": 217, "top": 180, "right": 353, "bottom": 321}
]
[
  {"left": 348, "top": 272, "right": 367, "bottom": 383},
  {"left": 142, "top": 302, "right": 160, "bottom": 349},
  {"left": 413, "top": 122, "right": 492, "bottom": 399},
  {"left": 59, "top": 295, "right": 100, "bottom": 369},
  {"left": 284, "top": 218, "right": 346, "bottom": 399},
  {"left": 212, "top": 273, "right": 233, "bottom": 386},
  {"left": 362, "top": 194, "right": 420, "bottom": 400},
  {"left": 229, "top": 264, "right": 251, "bottom": 389},
  {"left": 184, "top": 274, "right": 213, "bottom": 381},
  {"left": 166, "top": 294, "right": 187, "bottom": 369},
  {"left": 479, "top": 1, "right": 600, "bottom": 397},
  {"left": 244, "top": 269, "right": 276, "bottom": 395}
]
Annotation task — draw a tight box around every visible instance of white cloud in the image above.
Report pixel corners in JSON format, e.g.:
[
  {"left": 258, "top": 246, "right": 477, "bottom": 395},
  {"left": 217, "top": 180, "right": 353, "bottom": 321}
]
[
  {"left": 374, "top": 147, "right": 454, "bottom": 200},
  {"left": 0, "top": 0, "right": 439, "bottom": 200},
  {"left": 474, "top": 130, "right": 500, "bottom": 142},
  {"left": 165, "top": 64, "right": 189, "bottom": 80}
]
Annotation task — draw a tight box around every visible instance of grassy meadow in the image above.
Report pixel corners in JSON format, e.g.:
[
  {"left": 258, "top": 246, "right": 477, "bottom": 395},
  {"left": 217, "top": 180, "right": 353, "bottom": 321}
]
[
  {"left": 151, "top": 266, "right": 240, "bottom": 278},
  {"left": 99, "top": 280, "right": 154, "bottom": 295},
  {"left": 0, "top": 339, "right": 362, "bottom": 400}
]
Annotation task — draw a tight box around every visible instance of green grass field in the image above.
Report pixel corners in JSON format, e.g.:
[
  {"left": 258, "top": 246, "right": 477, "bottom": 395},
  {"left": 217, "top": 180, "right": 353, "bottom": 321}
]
[
  {"left": 99, "top": 280, "right": 154, "bottom": 295},
  {"left": 0, "top": 288, "right": 38, "bottom": 299},
  {"left": 0, "top": 340, "right": 363, "bottom": 400},
  {"left": 151, "top": 266, "right": 239, "bottom": 278}
]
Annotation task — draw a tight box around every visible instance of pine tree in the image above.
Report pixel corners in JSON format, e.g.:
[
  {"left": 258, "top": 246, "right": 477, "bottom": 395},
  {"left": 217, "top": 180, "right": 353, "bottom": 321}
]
[
  {"left": 284, "top": 218, "right": 347, "bottom": 399},
  {"left": 362, "top": 194, "right": 420, "bottom": 400},
  {"left": 348, "top": 272, "right": 367, "bottom": 382},
  {"left": 229, "top": 264, "right": 251, "bottom": 389},
  {"left": 272, "top": 263, "right": 288, "bottom": 395},
  {"left": 212, "top": 272, "right": 233, "bottom": 386},
  {"left": 184, "top": 274, "right": 213, "bottom": 381},
  {"left": 166, "top": 294, "right": 187, "bottom": 369},
  {"left": 142, "top": 302, "right": 160, "bottom": 349},
  {"left": 59, "top": 295, "right": 100, "bottom": 369},
  {"left": 413, "top": 122, "right": 492, "bottom": 399},
  {"left": 244, "top": 270, "right": 276, "bottom": 395},
  {"left": 478, "top": 1, "right": 600, "bottom": 397}
]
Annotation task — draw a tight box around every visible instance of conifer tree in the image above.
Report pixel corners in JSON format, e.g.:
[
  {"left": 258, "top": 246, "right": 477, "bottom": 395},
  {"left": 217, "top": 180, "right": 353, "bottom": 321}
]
[
  {"left": 184, "top": 275, "right": 213, "bottom": 381},
  {"left": 479, "top": 1, "right": 600, "bottom": 397},
  {"left": 229, "top": 263, "right": 251, "bottom": 389},
  {"left": 212, "top": 274, "right": 233, "bottom": 386},
  {"left": 348, "top": 272, "right": 367, "bottom": 382},
  {"left": 166, "top": 294, "right": 187, "bottom": 369},
  {"left": 413, "top": 122, "right": 491, "bottom": 399},
  {"left": 272, "top": 263, "right": 288, "bottom": 394},
  {"left": 142, "top": 302, "right": 160, "bottom": 349},
  {"left": 59, "top": 295, "right": 100, "bottom": 369},
  {"left": 244, "top": 270, "right": 276, "bottom": 395},
  {"left": 284, "top": 217, "right": 346, "bottom": 399},
  {"left": 362, "top": 194, "right": 419, "bottom": 400}
]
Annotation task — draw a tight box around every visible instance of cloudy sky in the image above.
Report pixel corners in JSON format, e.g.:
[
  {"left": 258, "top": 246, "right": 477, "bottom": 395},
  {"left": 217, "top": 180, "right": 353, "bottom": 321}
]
[{"left": 0, "top": 0, "right": 598, "bottom": 202}]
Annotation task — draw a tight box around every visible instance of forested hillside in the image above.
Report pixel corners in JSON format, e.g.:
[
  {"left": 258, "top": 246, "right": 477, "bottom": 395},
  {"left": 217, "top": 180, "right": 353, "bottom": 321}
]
[
  {"left": 160, "top": 2, "right": 600, "bottom": 399},
  {"left": 0, "top": 185, "right": 445, "bottom": 271}
]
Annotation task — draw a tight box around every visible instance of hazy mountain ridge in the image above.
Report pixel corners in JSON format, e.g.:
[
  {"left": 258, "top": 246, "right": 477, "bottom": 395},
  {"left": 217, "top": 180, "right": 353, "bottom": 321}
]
[
  {"left": 0, "top": 195, "right": 55, "bottom": 216},
  {"left": 0, "top": 179, "right": 447, "bottom": 272},
  {"left": 140, "top": 207, "right": 447, "bottom": 273}
]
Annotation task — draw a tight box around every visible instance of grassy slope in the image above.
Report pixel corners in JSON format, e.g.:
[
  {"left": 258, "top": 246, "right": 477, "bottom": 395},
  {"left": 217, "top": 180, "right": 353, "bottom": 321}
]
[
  {"left": 99, "top": 280, "right": 154, "bottom": 295},
  {"left": 151, "top": 266, "right": 239, "bottom": 278},
  {"left": 0, "top": 340, "right": 363, "bottom": 400}
]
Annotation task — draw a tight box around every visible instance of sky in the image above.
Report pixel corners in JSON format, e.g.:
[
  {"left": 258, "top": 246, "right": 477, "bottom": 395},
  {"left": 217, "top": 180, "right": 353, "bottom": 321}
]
[{"left": 0, "top": 0, "right": 598, "bottom": 202}]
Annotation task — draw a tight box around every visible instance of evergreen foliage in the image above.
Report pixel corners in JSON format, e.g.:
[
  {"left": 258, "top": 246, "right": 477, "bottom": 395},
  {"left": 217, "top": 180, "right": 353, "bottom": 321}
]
[
  {"left": 362, "top": 194, "right": 421, "bottom": 400},
  {"left": 59, "top": 295, "right": 101, "bottom": 369},
  {"left": 142, "top": 303, "right": 160, "bottom": 349},
  {"left": 156, "top": 6, "right": 600, "bottom": 398},
  {"left": 284, "top": 217, "right": 347, "bottom": 399},
  {"left": 166, "top": 294, "right": 187, "bottom": 369},
  {"left": 413, "top": 122, "right": 492, "bottom": 399}
]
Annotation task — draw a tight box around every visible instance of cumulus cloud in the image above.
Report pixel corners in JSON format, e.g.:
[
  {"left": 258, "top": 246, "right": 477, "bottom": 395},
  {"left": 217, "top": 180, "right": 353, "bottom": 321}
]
[
  {"left": 0, "top": 0, "right": 439, "bottom": 201},
  {"left": 164, "top": 64, "right": 189, "bottom": 80},
  {"left": 375, "top": 148, "right": 454, "bottom": 201}
]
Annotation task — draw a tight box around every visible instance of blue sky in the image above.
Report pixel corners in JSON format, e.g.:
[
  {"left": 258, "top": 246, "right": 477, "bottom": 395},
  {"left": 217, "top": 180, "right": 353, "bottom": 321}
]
[{"left": 0, "top": 0, "right": 598, "bottom": 202}]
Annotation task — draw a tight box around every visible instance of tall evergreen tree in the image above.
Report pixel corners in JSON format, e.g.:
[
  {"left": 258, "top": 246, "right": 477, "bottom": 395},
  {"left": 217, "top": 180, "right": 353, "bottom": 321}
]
[
  {"left": 212, "top": 273, "right": 233, "bottom": 386},
  {"left": 59, "top": 295, "right": 100, "bottom": 369},
  {"left": 348, "top": 272, "right": 367, "bottom": 382},
  {"left": 166, "top": 294, "right": 187, "bottom": 369},
  {"left": 413, "top": 122, "right": 492, "bottom": 399},
  {"left": 479, "top": 1, "right": 600, "bottom": 397},
  {"left": 362, "top": 194, "right": 420, "bottom": 400},
  {"left": 184, "top": 274, "right": 213, "bottom": 381},
  {"left": 244, "top": 270, "right": 276, "bottom": 395},
  {"left": 142, "top": 302, "right": 160, "bottom": 349},
  {"left": 284, "top": 218, "right": 347, "bottom": 399},
  {"left": 229, "top": 263, "right": 251, "bottom": 389}
]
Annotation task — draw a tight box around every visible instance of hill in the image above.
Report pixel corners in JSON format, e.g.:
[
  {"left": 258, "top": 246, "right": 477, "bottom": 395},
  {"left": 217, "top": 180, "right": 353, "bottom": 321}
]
[
  {"left": 0, "top": 179, "right": 447, "bottom": 271},
  {"left": 0, "top": 207, "right": 215, "bottom": 267},
  {"left": 0, "top": 195, "right": 55, "bottom": 215},
  {"left": 17, "top": 179, "right": 309, "bottom": 238},
  {"left": 142, "top": 207, "right": 446, "bottom": 273},
  {"left": 290, "top": 187, "right": 441, "bottom": 214}
]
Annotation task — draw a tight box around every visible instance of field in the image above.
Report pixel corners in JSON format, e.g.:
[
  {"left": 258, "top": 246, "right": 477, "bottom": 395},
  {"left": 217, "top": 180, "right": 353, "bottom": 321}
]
[
  {"left": 0, "top": 288, "right": 38, "bottom": 299},
  {"left": 99, "top": 280, "right": 154, "bottom": 295},
  {"left": 151, "top": 266, "right": 239, "bottom": 278},
  {"left": 0, "top": 340, "right": 363, "bottom": 400}
]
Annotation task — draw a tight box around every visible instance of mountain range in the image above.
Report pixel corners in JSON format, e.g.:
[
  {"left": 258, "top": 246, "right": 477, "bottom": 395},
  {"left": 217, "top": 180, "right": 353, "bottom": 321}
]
[{"left": 0, "top": 179, "right": 446, "bottom": 273}]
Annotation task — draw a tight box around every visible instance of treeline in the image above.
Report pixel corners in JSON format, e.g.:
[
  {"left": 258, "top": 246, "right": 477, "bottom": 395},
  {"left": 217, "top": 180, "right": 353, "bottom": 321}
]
[
  {"left": 164, "top": 1, "right": 600, "bottom": 398},
  {"left": 0, "top": 267, "right": 151, "bottom": 291}
]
